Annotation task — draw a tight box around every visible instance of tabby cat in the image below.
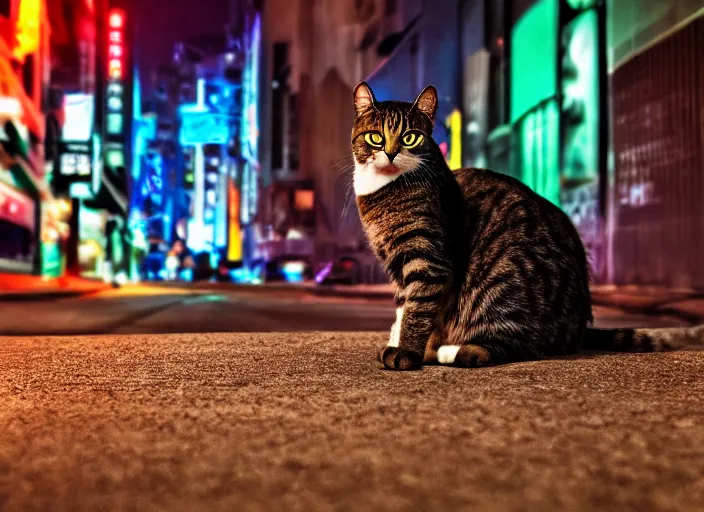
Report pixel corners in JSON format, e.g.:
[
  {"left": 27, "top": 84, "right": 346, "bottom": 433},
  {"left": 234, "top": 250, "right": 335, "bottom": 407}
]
[{"left": 351, "top": 82, "right": 704, "bottom": 371}]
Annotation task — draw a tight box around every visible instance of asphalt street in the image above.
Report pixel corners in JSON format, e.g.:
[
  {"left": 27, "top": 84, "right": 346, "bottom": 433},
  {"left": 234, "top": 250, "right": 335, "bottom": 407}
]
[
  {"left": 0, "top": 331, "right": 702, "bottom": 511},
  {"left": 1, "top": 285, "right": 702, "bottom": 511},
  {"left": 0, "top": 284, "right": 691, "bottom": 336}
]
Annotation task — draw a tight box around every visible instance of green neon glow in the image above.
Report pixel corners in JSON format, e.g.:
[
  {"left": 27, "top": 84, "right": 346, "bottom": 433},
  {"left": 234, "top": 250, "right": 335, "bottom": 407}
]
[
  {"left": 510, "top": 0, "right": 560, "bottom": 206},
  {"left": 561, "top": 9, "right": 599, "bottom": 184},
  {"left": 41, "top": 242, "right": 62, "bottom": 278},
  {"left": 510, "top": 0, "right": 557, "bottom": 123},
  {"left": 565, "top": 0, "right": 596, "bottom": 9},
  {"left": 515, "top": 101, "right": 561, "bottom": 205}
]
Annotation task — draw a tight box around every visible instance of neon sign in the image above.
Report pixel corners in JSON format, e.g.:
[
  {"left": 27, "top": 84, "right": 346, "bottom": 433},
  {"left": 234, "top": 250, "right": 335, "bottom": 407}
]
[
  {"left": 444, "top": 109, "right": 462, "bottom": 171},
  {"left": 13, "top": 0, "right": 41, "bottom": 63},
  {"left": 62, "top": 94, "right": 95, "bottom": 142},
  {"left": 106, "top": 9, "right": 126, "bottom": 135},
  {"left": 227, "top": 179, "right": 242, "bottom": 262}
]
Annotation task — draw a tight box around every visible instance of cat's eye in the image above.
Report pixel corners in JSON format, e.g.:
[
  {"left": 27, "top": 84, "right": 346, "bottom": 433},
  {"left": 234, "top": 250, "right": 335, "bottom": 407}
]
[
  {"left": 402, "top": 132, "right": 424, "bottom": 149},
  {"left": 364, "top": 132, "right": 384, "bottom": 148}
]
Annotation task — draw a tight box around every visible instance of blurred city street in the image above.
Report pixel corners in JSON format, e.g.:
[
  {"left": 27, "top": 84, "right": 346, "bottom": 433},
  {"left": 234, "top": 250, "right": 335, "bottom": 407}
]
[{"left": 0, "top": 282, "right": 694, "bottom": 336}]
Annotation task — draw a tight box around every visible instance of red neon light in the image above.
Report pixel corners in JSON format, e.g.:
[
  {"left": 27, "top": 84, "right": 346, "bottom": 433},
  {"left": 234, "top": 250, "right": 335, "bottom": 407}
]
[
  {"left": 109, "top": 11, "right": 124, "bottom": 29},
  {"left": 107, "top": 10, "right": 125, "bottom": 80}
]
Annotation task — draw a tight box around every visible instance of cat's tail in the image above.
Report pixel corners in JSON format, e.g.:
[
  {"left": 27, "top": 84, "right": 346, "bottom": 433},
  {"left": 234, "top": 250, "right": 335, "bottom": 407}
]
[{"left": 583, "top": 325, "right": 704, "bottom": 352}]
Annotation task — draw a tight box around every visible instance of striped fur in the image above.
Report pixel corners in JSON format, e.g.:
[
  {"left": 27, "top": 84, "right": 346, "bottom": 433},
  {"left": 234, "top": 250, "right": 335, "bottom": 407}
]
[{"left": 352, "top": 82, "right": 704, "bottom": 371}]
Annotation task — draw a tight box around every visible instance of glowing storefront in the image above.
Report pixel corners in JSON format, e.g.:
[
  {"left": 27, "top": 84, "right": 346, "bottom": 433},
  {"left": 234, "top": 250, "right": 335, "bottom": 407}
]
[{"left": 0, "top": 0, "right": 65, "bottom": 276}]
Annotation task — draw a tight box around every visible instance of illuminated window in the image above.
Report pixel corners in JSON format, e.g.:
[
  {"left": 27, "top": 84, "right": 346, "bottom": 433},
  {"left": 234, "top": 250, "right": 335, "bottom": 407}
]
[
  {"left": 60, "top": 153, "right": 92, "bottom": 176},
  {"left": 294, "top": 190, "right": 314, "bottom": 211},
  {"left": 77, "top": 155, "right": 91, "bottom": 175},
  {"left": 60, "top": 154, "right": 77, "bottom": 175}
]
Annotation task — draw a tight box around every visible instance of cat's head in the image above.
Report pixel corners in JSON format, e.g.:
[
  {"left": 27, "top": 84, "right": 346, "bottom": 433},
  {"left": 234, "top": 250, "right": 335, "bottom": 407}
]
[{"left": 351, "top": 82, "right": 438, "bottom": 196}]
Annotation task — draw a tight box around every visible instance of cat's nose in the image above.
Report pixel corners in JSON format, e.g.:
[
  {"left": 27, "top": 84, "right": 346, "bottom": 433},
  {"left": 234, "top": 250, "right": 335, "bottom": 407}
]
[{"left": 385, "top": 152, "right": 396, "bottom": 163}]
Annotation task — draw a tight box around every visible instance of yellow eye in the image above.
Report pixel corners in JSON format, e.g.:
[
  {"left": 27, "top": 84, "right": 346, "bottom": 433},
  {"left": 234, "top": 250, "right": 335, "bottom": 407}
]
[
  {"left": 402, "top": 132, "right": 424, "bottom": 149},
  {"left": 364, "top": 132, "right": 384, "bottom": 147}
]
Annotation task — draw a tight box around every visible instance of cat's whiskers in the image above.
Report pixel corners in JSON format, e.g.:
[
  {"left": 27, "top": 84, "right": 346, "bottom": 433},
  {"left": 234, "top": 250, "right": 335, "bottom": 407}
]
[
  {"left": 340, "top": 182, "right": 358, "bottom": 225},
  {"left": 332, "top": 154, "right": 355, "bottom": 175},
  {"left": 416, "top": 161, "right": 442, "bottom": 192}
]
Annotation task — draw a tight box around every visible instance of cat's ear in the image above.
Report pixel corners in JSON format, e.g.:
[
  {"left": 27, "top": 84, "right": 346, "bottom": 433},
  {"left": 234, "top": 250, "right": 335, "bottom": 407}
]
[
  {"left": 411, "top": 85, "right": 438, "bottom": 125},
  {"left": 353, "top": 82, "right": 378, "bottom": 116}
]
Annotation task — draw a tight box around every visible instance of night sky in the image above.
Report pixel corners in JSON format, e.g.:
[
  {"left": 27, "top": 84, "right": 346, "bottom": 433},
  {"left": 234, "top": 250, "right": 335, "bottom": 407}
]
[{"left": 133, "top": 0, "right": 231, "bottom": 95}]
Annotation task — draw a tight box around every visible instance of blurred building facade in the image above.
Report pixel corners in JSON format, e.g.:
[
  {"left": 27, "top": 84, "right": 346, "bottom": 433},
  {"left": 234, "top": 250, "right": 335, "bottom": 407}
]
[
  {"left": 46, "top": 0, "right": 137, "bottom": 283},
  {"left": 257, "top": 0, "right": 703, "bottom": 289},
  {"left": 0, "top": 0, "right": 74, "bottom": 278},
  {"left": 458, "top": 0, "right": 703, "bottom": 288}
]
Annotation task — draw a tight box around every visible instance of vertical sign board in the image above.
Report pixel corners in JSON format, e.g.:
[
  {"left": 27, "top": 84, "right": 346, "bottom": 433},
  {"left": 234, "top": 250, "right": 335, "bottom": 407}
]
[
  {"left": 106, "top": 9, "right": 126, "bottom": 142},
  {"left": 239, "top": 15, "right": 261, "bottom": 225},
  {"left": 58, "top": 93, "right": 96, "bottom": 197}
]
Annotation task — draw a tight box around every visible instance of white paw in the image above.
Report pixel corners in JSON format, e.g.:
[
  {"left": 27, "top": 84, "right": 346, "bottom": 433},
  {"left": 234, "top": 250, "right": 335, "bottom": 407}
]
[{"left": 437, "top": 345, "right": 461, "bottom": 364}]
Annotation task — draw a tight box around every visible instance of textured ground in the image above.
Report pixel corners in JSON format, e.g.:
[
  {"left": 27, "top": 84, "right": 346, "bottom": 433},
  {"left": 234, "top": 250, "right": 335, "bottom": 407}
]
[{"left": 1, "top": 332, "right": 702, "bottom": 512}]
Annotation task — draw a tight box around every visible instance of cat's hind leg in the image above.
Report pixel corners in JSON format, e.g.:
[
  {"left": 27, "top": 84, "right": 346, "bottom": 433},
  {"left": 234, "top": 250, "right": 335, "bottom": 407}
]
[
  {"left": 434, "top": 342, "right": 513, "bottom": 368},
  {"left": 437, "top": 344, "right": 492, "bottom": 367}
]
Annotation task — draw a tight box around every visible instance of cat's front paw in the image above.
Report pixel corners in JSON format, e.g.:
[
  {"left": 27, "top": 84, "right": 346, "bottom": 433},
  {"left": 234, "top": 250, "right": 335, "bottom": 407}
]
[{"left": 380, "top": 346, "right": 423, "bottom": 371}]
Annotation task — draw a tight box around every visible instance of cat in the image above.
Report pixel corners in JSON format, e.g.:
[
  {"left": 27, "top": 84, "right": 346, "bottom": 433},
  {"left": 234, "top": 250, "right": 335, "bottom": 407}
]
[{"left": 351, "top": 81, "right": 704, "bottom": 371}]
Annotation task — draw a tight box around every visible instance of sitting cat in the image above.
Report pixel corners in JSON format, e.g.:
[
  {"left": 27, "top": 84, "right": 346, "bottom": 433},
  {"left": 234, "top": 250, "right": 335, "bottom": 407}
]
[{"left": 351, "top": 81, "right": 703, "bottom": 371}]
